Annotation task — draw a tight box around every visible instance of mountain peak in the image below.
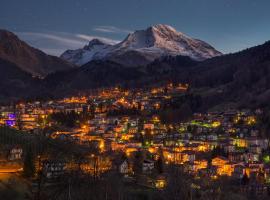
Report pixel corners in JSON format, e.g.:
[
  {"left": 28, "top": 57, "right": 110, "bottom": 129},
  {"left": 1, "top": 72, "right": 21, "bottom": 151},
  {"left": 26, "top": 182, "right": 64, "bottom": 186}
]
[
  {"left": 61, "top": 38, "right": 112, "bottom": 66},
  {"left": 118, "top": 24, "right": 222, "bottom": 61},
  {"left": 0, "top": 30, "right": 74, "bottom": 77},
  {"left": 147, "top": 24, "right": 186, "bottom": 37},
  {"left": 0, "top": 29, "right": 18, "bottom": 40},
  {"left": 83, "top": 39, "right": 110, "bottom": 50},
  {"left": 88, "top": 39, "right": 107, "bottom": 46},
  {"left": 61, "top": 24, "right": 222, "bottom": 66},
  {"left": 0, "top": 29, "right": 23, "bottom": 49},
  {"left": 150, "top": 24, "right": 177, "bottom": 32}
]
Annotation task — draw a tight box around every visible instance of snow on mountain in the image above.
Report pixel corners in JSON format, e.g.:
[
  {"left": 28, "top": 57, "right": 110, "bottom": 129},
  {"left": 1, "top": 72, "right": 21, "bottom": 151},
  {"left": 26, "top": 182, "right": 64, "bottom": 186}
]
[
  {"left": 60, "top": 24, "right": 222, "bottom": 66},
  {"left": 60, "top": 39, "right": 113, "bottom": 66}
]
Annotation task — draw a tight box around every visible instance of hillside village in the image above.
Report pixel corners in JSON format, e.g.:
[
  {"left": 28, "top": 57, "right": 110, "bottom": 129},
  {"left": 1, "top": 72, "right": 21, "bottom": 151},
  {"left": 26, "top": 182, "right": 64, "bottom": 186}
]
[{"left": 0, "top": 84, "right": 270, "bottom": 198}]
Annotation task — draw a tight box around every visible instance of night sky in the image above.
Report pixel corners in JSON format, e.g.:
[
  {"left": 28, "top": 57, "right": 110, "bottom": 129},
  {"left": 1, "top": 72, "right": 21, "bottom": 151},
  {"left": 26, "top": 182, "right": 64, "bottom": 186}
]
[{"left": 1, "top": 0, "right": 270, "bottom": 56}]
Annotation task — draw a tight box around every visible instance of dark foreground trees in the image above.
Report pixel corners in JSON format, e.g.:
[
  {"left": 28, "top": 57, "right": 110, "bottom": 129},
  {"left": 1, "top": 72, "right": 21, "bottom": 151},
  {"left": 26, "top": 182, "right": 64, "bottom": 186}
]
[{"left": 23, "top": 147, "right": 36, "bottom": 178}]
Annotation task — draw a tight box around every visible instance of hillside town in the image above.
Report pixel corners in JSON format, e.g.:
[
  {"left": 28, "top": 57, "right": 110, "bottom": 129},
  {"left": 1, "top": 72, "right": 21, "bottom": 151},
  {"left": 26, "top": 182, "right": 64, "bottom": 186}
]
[{"left": 0, "top": 84, "right": 270, "bottom": 199}]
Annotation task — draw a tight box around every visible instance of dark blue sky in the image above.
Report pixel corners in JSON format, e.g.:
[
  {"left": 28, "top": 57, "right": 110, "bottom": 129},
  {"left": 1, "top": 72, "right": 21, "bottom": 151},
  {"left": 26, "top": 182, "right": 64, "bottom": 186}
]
[{"left": 1, "top": 0, "right": 270, "bottom": 55}]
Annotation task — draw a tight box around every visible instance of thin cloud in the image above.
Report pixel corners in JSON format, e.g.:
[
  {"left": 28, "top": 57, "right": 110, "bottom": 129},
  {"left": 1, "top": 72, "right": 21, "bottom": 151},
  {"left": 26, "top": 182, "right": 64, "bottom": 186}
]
[
  {"left": 18, "top": 32, "right": 85, "bottom": 47},
  {"left": 38, "top": 48, "right": 66, "bottom": 57},
  {"left": 16, "top": 31, "right": 120, "bottom": 56},
  {"left": 75, "top": 34, "right": 120, "bottom": 45},
  {"left": 93, "top": 26, "right": 132, "bottom": 34}
]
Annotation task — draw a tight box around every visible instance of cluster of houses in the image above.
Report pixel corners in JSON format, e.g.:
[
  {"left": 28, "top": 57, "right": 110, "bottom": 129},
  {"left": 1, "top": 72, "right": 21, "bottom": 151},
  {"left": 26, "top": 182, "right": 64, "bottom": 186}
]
[
  {"left": 0, "top": 145, "right": 23, "bottom": 173},
  {"left": 50, "top": 108, "right": 270, "bottom": 191},
  {"left": 0, "top": 85, "right": 270, "bottom": 193},
  {"left": 0, "top": 84, "right": 183, "bottom": 131}
]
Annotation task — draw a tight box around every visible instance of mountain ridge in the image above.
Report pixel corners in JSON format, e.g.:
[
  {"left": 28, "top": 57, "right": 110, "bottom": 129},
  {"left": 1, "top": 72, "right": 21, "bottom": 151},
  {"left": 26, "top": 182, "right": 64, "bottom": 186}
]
[
  {"left": 1, "top": 28, "right": 270, "bottom": 110},
  {"left": 0, "top": 29, "right": 74, "bottom": 77},
  {"left": 60, "top": 24, "right": 222, "bottom": 67},
  {"left": 49, "top": 40, "right": 270, "bottom": 109}
]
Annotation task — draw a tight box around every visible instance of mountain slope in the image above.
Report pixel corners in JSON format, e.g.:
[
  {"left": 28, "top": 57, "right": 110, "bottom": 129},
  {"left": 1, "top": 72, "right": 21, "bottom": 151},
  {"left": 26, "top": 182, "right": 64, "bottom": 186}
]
[
  {"left": 2, "top": 29, "right": 270, "bottom": 110},
  {"left": 44, "top": 60, "right": 147, "bottom": 97},
  {"left": 60, "top": 39, "right": 113, "bottom": 66},
  {"left": 0, "top": 58, "right": 40, "bottom": 102},
  {"left": 54, "top": 40, "right": 270, "bottom": 108},
  {"left": 110, "top": 24, "right": 222, "bottom": 62},
  {"left": 0, "top": 30, "right": 74, "bottom": 77},
  {"left": 43, "top": 54, "right": 201, "bottom": 99},
  {"left": 60, "top": 24, "right": 222, "bottom": 67},
  {"left": 182, "top": 41, "right": 270, "bottom": 108}
]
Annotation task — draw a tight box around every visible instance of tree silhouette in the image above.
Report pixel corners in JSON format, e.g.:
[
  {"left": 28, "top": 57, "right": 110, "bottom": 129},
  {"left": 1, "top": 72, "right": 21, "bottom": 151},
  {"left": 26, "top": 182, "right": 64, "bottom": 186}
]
[{"left": 23, "top": 147, "right": 36, "bottom": 178}]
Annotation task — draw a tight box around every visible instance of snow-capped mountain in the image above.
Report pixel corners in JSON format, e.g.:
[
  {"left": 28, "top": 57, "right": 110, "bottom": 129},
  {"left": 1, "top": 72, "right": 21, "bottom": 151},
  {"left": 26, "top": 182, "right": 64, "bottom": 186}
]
[
  {"left": 60, "top": 24, "right": 222, "bottom": 66},
  {"left": 60, "top": 39, "right": 113, "bottom": 66}
]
